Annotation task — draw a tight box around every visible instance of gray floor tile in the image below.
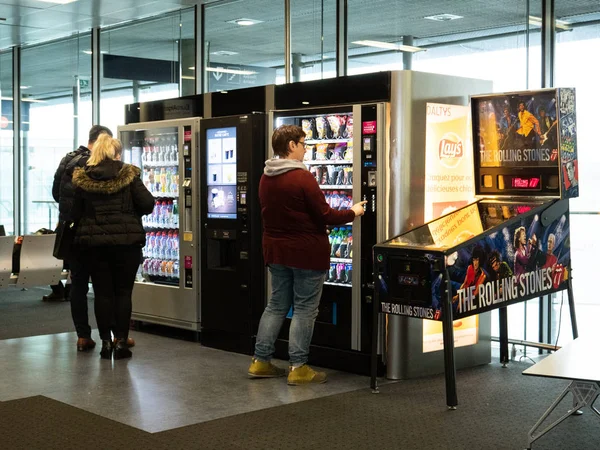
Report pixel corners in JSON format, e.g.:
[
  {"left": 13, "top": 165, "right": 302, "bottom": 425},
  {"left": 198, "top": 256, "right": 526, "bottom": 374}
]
[{"left": 0, "top": 331, "right": 377, "bottom": 433}]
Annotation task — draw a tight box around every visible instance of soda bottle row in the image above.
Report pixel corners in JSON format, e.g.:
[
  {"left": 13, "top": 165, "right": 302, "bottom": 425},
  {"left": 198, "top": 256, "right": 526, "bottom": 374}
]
[
  {"left": 309, "top": 165, "right": 353, "bottom": 186},
  {"left": 141, "top": 135, "right": 179, "bottom": 166},
  {"left": 324, "top": 191, "right": 353, "bottom": 210},
  {"left": 327, "top": 263, "right": 352, "bottom": 284},
  {"left": 329, "top": 227, "right": 352, "bottom": 259},
  {"left": 143, "top": 200, "right": 179, "bottom": 229},
  {"left": 143, "top": 167, "right": 179, "bottom": 195},
  {"left": 144, "top": 230, "right": 180, "bottom": 260},
  {"left": 142, "top": 258, "right": 180, "bottom": 279}
]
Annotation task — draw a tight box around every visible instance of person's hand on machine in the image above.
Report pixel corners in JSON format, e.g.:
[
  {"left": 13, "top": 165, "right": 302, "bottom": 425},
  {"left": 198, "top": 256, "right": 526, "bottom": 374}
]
[{"left": 351, "top": 200, "right": 368, "bottom": 218}]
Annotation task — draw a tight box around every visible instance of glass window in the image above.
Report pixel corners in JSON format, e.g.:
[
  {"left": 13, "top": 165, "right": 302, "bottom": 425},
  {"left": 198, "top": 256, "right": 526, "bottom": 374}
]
[
  {"left": 291, "top": 0, "right": 337, "bottom": 81},
  {"left": 347, "top": 1, "right": 541, "bottom": 91},
  {"left": 100, "top": 9, "right": 195, "bottom": 132},
  {"left": 204, "top": 0, "right": 283, "bottom": 92},
  {"left": 554, "top": 8, "right": 600, "bottom": 333},
  {"left": 0, "top": 51, "right": 13, "bottom": 235},
  {"left": 20, "top": 35, "right": 92, "bottom": 234}
]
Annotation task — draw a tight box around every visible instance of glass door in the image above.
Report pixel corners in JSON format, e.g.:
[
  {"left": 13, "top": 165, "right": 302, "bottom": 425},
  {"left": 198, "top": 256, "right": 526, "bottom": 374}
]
[{"left": 121, "top": 126, "right": 181, "bottom": 286}]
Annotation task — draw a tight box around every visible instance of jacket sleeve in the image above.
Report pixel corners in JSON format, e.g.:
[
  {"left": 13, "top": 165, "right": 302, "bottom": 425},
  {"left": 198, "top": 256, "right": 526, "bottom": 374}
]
[
  {"left": 301, "top": 171, "right": 355, "bottom": 226},
  {"left": 52, "top": 157, "right": 67, "bottom": 203},
  {"left": 130, "top": 176, "right": 155, "bottom": 217}
]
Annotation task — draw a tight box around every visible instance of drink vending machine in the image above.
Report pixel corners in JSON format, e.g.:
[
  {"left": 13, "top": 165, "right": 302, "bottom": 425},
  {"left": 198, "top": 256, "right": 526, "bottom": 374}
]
[
  {"left": 373, "top": 88, "right": 580, "bottom": 407},
  {"left": 119, "top": 118, "right": 201, "bottom": 331},
  {"left": 199, "top": 113, "right": 267, "bottom": 353}
]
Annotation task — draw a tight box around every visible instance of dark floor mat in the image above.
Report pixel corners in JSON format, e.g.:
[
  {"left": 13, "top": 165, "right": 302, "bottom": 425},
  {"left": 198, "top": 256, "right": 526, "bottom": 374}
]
[
  {"left": 0, "top": 396, "right": 165, "bottom": 450},
  {"left": 0, "top": 287, "right": 96, "bottom": 340},
  {"left": 153, "top": 361, "right": 600, "bottom": 450}
]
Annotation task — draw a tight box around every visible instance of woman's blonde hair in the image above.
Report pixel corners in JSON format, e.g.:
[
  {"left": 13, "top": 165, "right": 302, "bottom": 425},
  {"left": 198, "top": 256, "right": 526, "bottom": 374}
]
[{"left": 87, "top": 133, "right": 123, "bottom": 166}]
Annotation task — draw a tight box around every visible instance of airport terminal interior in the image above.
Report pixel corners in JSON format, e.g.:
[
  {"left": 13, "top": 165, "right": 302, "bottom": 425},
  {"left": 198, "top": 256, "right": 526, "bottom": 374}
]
[{"left": 1, "top": 1, "right": 600, "bottom": 449}]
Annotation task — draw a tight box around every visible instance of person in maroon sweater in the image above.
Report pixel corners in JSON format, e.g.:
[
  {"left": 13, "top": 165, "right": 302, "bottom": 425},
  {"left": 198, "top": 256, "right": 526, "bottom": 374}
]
[{"left": 248, "top": 125, "right": 366, "bottom": 385}]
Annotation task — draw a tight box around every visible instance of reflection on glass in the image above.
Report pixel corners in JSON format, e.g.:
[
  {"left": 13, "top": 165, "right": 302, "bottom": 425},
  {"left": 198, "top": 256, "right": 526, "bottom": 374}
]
[
  {"left": 21, "top": 35, "right": 92, "bottom": 233},
  {"left": 205, "top": 0, "right": 283, "bottom": 92},
  {"left": 0, "top": 52, "right": 14, "bottom": 234}
]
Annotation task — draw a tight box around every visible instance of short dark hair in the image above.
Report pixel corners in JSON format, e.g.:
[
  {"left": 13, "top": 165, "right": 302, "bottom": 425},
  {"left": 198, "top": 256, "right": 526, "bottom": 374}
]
[
  {"left": 271, "top": 125, "right": 305, "bottom": 158},
  {"left": 89, "top": 125, "right": 113, "bottom": 143},
  {"left": 518, "top": 101, "right": 526, "bottom": 108},
  {"left": 472, "top": 245, "right": 485, "bottom": 262},
  {"left": 489, "top": 250, "right": 501, "bottom": 265}
]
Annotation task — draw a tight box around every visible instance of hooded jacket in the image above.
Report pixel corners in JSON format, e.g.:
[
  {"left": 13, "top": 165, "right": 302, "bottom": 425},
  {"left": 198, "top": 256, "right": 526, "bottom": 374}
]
[
  {"left": 71, "top": 160, "right": 154, "bottom": 249},
  {"left": 260, "top": 158, "right": 355, "bottom": 271},
  {"left": 52, "top": 146, "right": 90, "bottom": 222}
]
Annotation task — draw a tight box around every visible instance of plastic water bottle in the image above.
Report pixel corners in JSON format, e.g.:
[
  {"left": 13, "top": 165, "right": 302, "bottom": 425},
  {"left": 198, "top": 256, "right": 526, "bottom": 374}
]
[
  {"left": 173, "top": 260, "right": 180, "bottom": 279},
  {"left": 172, "top": 200, "right": 179, "bottom": 228}
]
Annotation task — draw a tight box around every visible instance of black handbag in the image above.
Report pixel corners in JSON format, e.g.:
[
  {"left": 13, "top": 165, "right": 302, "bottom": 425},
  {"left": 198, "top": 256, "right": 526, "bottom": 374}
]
[{"left": 53, "top": 220, "right": 77, "bottom": 260}]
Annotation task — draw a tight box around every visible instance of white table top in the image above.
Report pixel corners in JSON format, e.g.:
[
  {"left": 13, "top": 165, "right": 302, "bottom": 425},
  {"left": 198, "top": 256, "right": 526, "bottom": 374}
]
[{"left": 523, "top": 336, "right": 600, "bottom": 383}]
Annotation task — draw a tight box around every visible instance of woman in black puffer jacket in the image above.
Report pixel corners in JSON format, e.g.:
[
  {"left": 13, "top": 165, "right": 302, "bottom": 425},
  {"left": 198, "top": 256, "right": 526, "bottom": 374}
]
[{"left": 71, "top": 134, "right": 154, "bottom": 360}]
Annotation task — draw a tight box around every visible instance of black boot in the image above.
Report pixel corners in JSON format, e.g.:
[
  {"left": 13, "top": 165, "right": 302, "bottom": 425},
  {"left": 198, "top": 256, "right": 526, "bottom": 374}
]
[
  {"left": 113, "top": 338, "right": 132, "bottom": 360},
  {"left": 99, "top": 340, "right": 113, "bottom": 359}
]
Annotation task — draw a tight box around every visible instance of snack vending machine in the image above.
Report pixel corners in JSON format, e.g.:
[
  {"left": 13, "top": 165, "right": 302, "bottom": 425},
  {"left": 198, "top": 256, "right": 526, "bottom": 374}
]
[
  {"left": 118, "top": 118, "right": 201, "bottom": 331},
  {"left": 270, "top": 70, "right": 493, "bottom": 375},
  {"left": 373, "top": 88, "right": 579, "bottom": 406},
  {"left": 270, "top": 104, "right": 383, "bottom": 372}
]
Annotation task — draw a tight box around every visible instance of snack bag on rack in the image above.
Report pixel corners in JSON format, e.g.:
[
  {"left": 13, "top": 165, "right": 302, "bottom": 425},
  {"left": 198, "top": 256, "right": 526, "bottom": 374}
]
[
  {"left": 302, "top": 118, "right": 316, "bottom": 140},
  {"left": 316, "top": 143, "right": 328, "bottom": 160},
  {"left": 344, "top": 141, "right": 353, "bottom": 161},
  {"left": 345, "top": 116, "right": 354, "bottom": 139},
  {"left": 327, "top": 115, "right": 343, "bottom": 139},
  {"left": 304, "top": 144, "right": 315, "bottom": 161},
  {"left": 316, "top": 116, "right": 331, "bottom": 139}
]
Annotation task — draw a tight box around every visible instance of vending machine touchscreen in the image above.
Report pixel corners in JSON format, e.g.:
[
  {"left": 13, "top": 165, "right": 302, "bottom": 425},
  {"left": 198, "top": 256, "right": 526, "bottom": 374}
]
[{"left": 207, "top": 127, "right": 237, "bottom": 219}]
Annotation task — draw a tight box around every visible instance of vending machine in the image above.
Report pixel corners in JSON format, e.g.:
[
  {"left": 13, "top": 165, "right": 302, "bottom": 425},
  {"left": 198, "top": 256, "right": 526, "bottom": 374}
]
[
  {"left": 119, "top": 118, "right": 201, "bottom": 331},
  {"left": 269, "top": 71, "right": 492, "bottom": 375},
  {"left": 199, "top": 113, "right": 267, "bottom": 353},
  {"left": 373, "top": 88, "right": 579, "bottom": 406}
]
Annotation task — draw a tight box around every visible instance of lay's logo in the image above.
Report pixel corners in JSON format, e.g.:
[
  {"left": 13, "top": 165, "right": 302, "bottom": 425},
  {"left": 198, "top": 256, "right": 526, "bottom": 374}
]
[{"left": 438, "top": 132, "right": 464, "bottom": 168}]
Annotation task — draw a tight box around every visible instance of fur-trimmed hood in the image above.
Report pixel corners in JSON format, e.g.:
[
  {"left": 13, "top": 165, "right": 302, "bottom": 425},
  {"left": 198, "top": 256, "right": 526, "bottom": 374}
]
[{"left": 72, "top": 161, "right": 141, "bottom": 194}]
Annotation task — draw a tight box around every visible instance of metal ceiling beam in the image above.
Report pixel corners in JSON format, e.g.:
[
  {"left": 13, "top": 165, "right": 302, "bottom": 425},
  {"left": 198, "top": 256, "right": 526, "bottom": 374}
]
[
  {"left": 91, "top": 27, "right": 100, "bottom": 124},
  {"left": 541, "top": 0, "right": 555, "bottom": 87},
  {"left": 195, "top": 4, "right": 205, "bottom": 94},
  {"left": 336, "top": 0, "right": 347, "bottom": 76},
  {"left": 284, "top": 0, "right": 291, "bottom": 83},
  {"left": 12, "top": 46, "right": 21, "bottom": 236}
]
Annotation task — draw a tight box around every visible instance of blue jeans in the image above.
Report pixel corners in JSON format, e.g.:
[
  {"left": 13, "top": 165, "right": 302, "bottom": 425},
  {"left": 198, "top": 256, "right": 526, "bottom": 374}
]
[{"left": 254, "top": 264, "right": 327, "bottom": 366}]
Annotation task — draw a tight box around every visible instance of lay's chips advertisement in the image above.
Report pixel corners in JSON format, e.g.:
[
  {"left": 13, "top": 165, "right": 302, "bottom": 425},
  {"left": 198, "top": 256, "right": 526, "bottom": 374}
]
[{"left": 424, "top": 103, "right": 475, "bottom": 222}]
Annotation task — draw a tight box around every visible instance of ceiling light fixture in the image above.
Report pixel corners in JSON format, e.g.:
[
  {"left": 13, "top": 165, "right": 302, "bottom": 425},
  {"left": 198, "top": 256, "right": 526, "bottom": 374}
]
[
  {"left": 352, "top": 40, "right": 426, "bottom": 53},
  {"left": 226, "top": 18, "right": 263, "bottom": 26},
  {"left": 36, "top": 0, "right": 79, "bottom": 4},
  {"left": 424, "top": 13, "right": 464, "bottom": 21},
  {"left": 210, "top": 50, "right": 239, "bottom": 57},
  {"left": 206, "top": 67, "right": 257, "bottom": 75},
  {"left": 528, "top": 15, "right": 572, "bottom": 31},
  {"left": 83, "top": 50, "right": 107, "bottom": 55}
]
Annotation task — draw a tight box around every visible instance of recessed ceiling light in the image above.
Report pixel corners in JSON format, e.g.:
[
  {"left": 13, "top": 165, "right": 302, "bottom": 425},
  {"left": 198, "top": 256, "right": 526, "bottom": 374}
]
[
  {"left": 210, "top": 50, "right": 239, "bottom": 57},
  {"left": 36, "top": 0, "right": 78, "bottom": 4},
  {"left": 188, "top": 67, "right": 195, "bottom": 70},
  {"left": 227, "top": 18, "right": 263, "bottom": 26},
  {"left": 424, "top": 13, "right": 464, "bottom": 21},
  {"left": 82, "top": 50, "right": 107, "bottom": 55},
  {"left": 352, "top": 40, "right": 426, "bottom": 53},
  {"left": 206, "top": 67, "right": 257, "bottom": 76},
  {"left": 20, "top": 86, "right": 31, "bottom": 90}
]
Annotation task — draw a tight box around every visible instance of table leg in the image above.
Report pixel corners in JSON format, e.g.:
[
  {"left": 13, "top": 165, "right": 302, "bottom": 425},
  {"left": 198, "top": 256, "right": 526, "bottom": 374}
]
[{"left": 527, "top": 381, "right": 600, "bottom": 448}]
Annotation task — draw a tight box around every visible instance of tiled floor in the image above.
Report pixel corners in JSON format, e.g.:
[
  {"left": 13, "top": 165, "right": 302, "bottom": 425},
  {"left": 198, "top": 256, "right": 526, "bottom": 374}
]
[{"left": 0, "top": 331, "right": 376, "bottom": 433}]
